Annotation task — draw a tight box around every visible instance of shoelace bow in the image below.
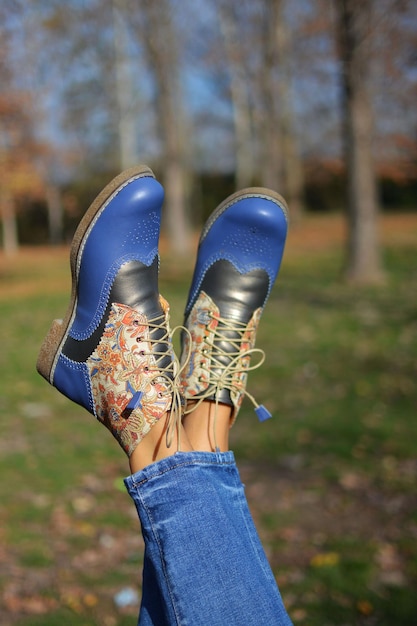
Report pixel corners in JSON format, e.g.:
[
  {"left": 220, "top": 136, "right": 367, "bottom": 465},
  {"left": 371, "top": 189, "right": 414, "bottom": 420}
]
[{"left": 184, "top": 311, "right": 272, "bottom": 423}]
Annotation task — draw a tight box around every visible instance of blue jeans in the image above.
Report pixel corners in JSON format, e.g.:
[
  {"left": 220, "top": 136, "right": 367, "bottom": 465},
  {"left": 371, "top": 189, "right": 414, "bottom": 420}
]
[{"left": 124, "top": 451, "right": 292, "bottom": 625}]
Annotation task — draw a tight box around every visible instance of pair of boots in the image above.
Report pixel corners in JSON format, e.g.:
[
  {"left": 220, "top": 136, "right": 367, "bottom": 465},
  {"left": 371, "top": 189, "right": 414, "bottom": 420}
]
[{"left": 37, "top": 165, "right": 288, "bottom": 458}]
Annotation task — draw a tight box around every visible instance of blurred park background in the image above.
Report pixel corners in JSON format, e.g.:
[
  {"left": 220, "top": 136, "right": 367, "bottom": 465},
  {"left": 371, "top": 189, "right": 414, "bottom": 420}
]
[{"left": 1, "top": 0, "right": 417, "bottom": 624}]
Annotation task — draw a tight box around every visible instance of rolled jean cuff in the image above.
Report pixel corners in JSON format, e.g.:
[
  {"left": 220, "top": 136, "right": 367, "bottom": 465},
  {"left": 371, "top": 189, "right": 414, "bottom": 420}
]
[{"left": 124, "top": 450, "right": 236, "bottom": 491}]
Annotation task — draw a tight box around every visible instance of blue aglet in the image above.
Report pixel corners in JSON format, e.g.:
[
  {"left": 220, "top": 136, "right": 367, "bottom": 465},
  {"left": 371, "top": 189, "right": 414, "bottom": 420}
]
[
  {"left": 255, "top": 405, "right": 272, "bottom": 422},
  {"left": 126, "top": 391, "right": 144, "bottom": 411}
]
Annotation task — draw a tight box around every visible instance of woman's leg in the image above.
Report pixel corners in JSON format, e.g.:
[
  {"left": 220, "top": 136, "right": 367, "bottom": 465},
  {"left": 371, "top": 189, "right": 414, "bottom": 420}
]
[
  {"left": 37, "top": 169, "right": 292, "bottom": 624},
  {"left": 182, "top": 401, "right": 231, "bottom": 452},
  {"left": 129, "top": 409, "right": 192, "bottom": 473},
  {"left": 126, "top": 451, "right": 292, "bottom": 626},
  {"left": 139, "top": 187, "right": 290, "bottom": 625}
]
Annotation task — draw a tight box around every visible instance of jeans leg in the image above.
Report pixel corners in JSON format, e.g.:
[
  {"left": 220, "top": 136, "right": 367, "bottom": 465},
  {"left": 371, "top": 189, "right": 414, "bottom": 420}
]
[
  {"left": 135, "top": 541, "right": 176, "bottom": 626},
  {"left": 125, "top": 451, "right": 292, "bottom": 626}
]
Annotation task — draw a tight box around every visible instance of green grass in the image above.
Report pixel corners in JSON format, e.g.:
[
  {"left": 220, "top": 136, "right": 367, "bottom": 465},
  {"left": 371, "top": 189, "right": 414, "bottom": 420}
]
[{"left": 0, "top": 228, "right": 416, "bottom": 625}]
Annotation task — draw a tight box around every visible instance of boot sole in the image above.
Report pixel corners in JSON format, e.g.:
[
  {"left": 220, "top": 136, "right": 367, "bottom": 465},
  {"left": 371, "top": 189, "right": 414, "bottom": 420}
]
[
  {"left": 36, "top": 164, "right": 155, "bottom": 383},
  {"left": 200, "top": 187, "right": 289, "bottom": 243}
]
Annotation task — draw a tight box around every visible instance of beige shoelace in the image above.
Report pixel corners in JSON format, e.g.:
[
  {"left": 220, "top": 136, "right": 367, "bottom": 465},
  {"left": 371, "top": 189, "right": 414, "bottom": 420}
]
[
  {"left": 126, "top": 309, "right": 271, "bottom": 453},
  {"left": 184, "top": 312, "right": 272, "bottom": 423},
  {"left": 125, "top": 311, "right": 189, "bottom": 450}
]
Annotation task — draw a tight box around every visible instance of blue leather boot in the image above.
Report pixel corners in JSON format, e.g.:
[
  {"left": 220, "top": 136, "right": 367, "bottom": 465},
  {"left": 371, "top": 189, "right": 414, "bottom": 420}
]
[
  {"left": 37, "top": 165, "right": 179, "bottom": 456},
  {"left": 180, "top": 188, "right": 288, "bottom": 426}
]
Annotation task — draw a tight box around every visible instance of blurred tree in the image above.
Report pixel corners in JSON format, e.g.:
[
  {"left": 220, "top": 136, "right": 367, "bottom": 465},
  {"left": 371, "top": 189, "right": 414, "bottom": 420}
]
[
  {"left": 1, "top": 0, "right": 416, "bottom": 250},
  {"left": 20, "top": 3, "right": 67, "bottom": 244},
  {"left": 218, "top": 2, "right": 254, "bottom": 188},
  {"left": 216, "top": 0, "right": 305, "bottom": 217},
  {"left": 371, "top": 0, "right": 417, "bottom": 183},
  {"left": 336, "top": 0, "right": 384, "bottom": 283},
  {"left": 133, "top": 0, "right": 192, "bottom": 255},
  {"left": 0, "top": 95, "right": 45, "bottom": 254},
  {"left": 112, "top": 0, "right": 139, "bottom": 169},
  {"left": 43, "top": 2, "right": 120, "bottom": 171},
  {"left": 257, "top": 0, "right": 305, "bottom": 220},
  {"left": 0, "top": 3, "right": 46, "bottom": 253}
]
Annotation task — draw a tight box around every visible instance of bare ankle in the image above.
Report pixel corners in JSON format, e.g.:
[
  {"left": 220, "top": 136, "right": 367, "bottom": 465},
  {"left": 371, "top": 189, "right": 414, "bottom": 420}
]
[
  {"left": 182, "top": 401, "right": 231, "bottom": 452},
  {"left": 129, "top": 414, "right": 194, "bottom": 474}
]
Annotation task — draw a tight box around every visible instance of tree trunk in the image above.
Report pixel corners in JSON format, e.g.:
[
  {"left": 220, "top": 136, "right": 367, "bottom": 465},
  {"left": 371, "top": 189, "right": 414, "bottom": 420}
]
[
  {"left": 257, "top": 0, "right": 305, "bottom": 218},
  {"left": 158, "top": 88, "right": 192, "bottom": 259},
  {"left": 257, "top": 3, "right": 283, "bottom": 191},
  {"left": 274, "top": 0, "right": 304, "bottom": 221},
  {"left": 1, "top": 191, "right": 19, "bottom": 256},
  {"left": 112, "top": 0, "right": 138, "bottom": 170},
  {"left": 141, "top": 0, "right": 191, "bottom": 256},
  {"left": 338, "top": 0, "right": 384, "bottom": 283},
  {"left": 46, "top": 183, "right": 64, "bottom": 245},
  {"left": 219, "top": 3, "right": 254, "bottom": 188}
]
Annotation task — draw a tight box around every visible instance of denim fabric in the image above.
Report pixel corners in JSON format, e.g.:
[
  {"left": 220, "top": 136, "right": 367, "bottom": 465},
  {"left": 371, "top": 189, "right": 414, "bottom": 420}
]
[{"left": 124, "top": 451, "right": 292, "bottom": 626}]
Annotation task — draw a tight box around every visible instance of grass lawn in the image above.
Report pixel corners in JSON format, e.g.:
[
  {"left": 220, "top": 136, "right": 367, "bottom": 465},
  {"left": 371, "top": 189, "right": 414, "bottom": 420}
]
[{"left": 0, "top": 213, "right": 416, "bottom": 625}]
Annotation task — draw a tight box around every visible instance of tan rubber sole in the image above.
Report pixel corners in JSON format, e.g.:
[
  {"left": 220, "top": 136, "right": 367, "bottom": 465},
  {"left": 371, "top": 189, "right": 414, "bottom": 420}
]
[{"left": 36, "top": 164, "right": 155, "bottom": 383}]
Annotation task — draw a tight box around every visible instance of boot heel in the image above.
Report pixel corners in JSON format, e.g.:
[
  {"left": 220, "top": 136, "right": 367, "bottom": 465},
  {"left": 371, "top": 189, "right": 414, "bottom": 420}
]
[{"left": 36, "top": 319, "right": 64, "bottom": 383}]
